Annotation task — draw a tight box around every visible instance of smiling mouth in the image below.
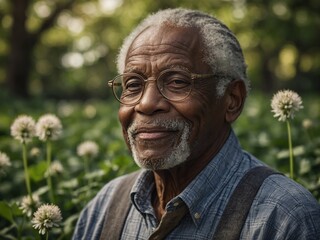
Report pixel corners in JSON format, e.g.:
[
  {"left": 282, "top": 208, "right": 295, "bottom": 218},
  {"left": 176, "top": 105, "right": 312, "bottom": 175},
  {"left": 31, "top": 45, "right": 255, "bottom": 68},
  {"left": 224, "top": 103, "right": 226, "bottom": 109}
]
[
  {"left": 128, "top": 120, "right": 185, "bottom": 146},
  {"left": 135, "top": 130, "right": 178, "bottom": 145}
]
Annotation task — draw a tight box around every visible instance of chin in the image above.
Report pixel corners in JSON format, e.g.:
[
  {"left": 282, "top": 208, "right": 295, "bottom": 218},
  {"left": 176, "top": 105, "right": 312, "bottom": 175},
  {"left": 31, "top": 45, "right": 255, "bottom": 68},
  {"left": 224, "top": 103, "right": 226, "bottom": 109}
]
[
  {"left": 132, "top": 143, "right": 191, "bottom": 170},
  {"left": 128, "top": 119, "right": 191, "bottom": 170}
]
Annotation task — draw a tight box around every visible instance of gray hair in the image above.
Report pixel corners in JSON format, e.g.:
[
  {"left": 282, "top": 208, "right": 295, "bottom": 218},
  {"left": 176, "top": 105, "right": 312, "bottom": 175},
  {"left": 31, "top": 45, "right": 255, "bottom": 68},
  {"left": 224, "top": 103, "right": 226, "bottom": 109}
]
[{"left": 116, "top": 8, "right": 249, "bottom": 97}]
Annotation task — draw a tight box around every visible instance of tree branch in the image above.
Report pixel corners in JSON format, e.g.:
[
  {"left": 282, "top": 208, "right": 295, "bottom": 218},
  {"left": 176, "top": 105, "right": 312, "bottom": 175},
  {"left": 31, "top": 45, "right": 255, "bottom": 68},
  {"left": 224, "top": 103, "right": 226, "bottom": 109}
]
[{"left": 29, "top": 0, "right": 76, "bottom": 46}]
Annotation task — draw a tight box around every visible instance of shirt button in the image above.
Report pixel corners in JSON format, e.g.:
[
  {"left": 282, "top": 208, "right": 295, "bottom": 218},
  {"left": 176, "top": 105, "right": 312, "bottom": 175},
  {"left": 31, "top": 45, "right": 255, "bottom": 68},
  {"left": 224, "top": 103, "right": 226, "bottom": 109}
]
[
  {"left": 173, "top": 202, "right": 179, "bottom": 207},
  {"left": 194, "top": 212, "right": 201, "bottom": 219}
]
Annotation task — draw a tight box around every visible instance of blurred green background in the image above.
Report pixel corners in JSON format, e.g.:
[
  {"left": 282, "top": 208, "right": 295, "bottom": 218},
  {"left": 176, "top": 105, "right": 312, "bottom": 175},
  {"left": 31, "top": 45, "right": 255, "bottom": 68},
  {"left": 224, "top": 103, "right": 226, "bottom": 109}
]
[
  {"left": 0, "top": 0, "right": 319, "bottom": 98},
  {"left": 0, "top": 0, "right": 320, "bottom": 238}
]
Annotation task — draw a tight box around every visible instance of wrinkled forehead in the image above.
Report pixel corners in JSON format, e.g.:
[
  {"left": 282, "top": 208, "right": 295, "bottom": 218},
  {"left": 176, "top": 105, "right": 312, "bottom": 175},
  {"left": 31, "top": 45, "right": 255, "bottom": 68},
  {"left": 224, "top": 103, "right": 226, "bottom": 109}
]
[{"left": 126, "top": 24, "right": 204, "bottom": 64}]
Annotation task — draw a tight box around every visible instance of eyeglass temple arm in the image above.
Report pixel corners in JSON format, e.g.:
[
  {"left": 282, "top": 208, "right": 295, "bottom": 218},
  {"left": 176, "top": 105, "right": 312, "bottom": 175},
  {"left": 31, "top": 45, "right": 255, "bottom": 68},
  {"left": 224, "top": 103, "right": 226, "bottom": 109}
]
[
  {"left": 108, "top": 80, "right": 122, "bottom": 87},
  {"left": 191, "top": 73, "right": 216, "bottom": 79}
]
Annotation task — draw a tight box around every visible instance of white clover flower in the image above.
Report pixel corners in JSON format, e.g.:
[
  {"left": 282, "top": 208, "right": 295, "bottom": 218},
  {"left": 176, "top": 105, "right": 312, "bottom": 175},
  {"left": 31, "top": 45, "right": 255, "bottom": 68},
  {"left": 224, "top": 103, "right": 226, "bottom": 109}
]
[
  {"left": 30, "top": 147, "right": 41, "bottom": 157},
  {"left": 45, "top": 161, "right": 64, "bottom": 177},
  {"left": 20, "top": 195, "right": 41, "bottom": 217},
  {"left": 32, "top": 203, "right": 62, "bottom": 235},
  {"left": 302, "top": 119, "right": 313, "bottom": 129},
  {"left": 0, "top": 151, "right": 11, "bottom": 175},
  {"left": 271, "top": 90, "right": 303, "bottom": 122},
  {"left": 10, "top": 115, "right": 36, "bottom": 143},
  {"left": 36, "top": 114, "right": 63, "bottom": 141},
  {"left": 77, "top": 141, "right": 99, "bottom": 158}
]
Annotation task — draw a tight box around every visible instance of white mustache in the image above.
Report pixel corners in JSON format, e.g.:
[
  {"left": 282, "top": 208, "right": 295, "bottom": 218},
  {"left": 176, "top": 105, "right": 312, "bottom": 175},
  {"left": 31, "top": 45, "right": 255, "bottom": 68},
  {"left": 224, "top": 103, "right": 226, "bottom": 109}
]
[{"left": 128, "top": 119, "right": 187, "bottom": 136}]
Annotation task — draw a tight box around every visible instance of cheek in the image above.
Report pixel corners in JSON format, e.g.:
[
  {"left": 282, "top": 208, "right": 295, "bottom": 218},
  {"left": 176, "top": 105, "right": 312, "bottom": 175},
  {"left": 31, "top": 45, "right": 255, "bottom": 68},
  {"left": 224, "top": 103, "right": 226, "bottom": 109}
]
[
  {"left": 118, "top": 106, "right": 134, "bottom": 144},
  {"left": 118, "top": 106, "right": 133, "bottom": 129},
  {"left": 179, "top": 92, "right": 225, "bottom": 144},
  {"left": 174, "top": 99, "right": 210, "bottom": 143}
]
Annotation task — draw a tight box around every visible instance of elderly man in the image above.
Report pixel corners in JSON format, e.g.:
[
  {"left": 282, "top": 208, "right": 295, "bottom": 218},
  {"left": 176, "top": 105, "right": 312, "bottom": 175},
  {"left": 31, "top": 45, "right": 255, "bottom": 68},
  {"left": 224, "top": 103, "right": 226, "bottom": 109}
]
[{"left": 73, "top": 8, "right": 320, "bottom": 239}]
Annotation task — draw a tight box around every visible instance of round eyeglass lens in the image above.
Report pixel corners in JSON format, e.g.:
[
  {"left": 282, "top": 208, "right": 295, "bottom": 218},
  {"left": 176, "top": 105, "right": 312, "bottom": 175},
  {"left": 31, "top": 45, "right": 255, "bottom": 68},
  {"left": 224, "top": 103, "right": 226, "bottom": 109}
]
[
  {"left": 113, "top": 73, "right": 144, "bottom": 104},
  {"left": 158, "top": 70, "right": 193, "bottom": 101}
]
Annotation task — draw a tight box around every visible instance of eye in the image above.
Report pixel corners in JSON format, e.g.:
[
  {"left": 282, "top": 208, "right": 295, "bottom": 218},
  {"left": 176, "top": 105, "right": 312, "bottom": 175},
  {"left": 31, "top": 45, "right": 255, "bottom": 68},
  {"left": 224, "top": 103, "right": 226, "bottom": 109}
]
[
  {"left": 123, "top": 77, "right": 143, "bottom": 92},
  {"left": 162, "top": 73, "right": 191, "bottom": 90},
  {"left": 169, "top": 79, "right": 190, "bottom": 87}
]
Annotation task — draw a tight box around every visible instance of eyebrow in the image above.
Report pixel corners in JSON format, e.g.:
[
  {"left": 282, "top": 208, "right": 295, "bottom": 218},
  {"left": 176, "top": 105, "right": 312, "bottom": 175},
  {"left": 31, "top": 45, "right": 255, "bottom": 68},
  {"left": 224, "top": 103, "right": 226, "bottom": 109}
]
[
  {"left": 124, "top": 65, "right": 191, "bottom": 74},
  {"left": 168, "top": 65, "right": 190, "bottom": 72}
]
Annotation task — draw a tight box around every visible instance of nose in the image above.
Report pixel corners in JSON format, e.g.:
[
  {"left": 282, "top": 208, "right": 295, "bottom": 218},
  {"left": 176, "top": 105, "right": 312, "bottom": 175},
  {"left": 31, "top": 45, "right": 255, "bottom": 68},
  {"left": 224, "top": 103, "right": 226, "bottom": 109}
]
[{"left": 134, "top": 78, "right": 169, "bottom": 115}]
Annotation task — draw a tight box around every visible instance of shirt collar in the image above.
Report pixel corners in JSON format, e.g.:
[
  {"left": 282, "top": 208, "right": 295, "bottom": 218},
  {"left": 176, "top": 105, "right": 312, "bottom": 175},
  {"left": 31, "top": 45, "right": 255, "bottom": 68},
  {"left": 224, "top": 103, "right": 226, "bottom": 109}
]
[
  {"left": 178, "top": 130, "right": 244, "bottom": 226},
  {"left": 130, "top": 130, "right": 244, "bottom": 226},
  {"left": 131, "top": 170, "right": 155, "bottom": 216}
]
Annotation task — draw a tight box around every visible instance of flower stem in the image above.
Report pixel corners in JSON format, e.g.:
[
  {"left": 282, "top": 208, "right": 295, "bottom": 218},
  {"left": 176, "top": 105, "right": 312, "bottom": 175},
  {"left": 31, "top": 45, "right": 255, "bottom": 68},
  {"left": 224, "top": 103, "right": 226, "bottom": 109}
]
[
  {"left": 22, "top": 143, "right": 33, "bottom": 204},
  {"left": 17, "top": 215, "right": 24, "bottom": 240},
  {"left": 46, "top": 141, "right": 55, "bottom": 203},
  {"left": 46, "top": 232, "right": 49, "bottom": 240},
  {"left": 84, "top": 156, "right": 90, "bottom": 184},
  {"left": 286, "top": 120, "right": 294, "bottom": 179},
  {"left": 84, "top": 156, "right": 92, "bottom": 200}
]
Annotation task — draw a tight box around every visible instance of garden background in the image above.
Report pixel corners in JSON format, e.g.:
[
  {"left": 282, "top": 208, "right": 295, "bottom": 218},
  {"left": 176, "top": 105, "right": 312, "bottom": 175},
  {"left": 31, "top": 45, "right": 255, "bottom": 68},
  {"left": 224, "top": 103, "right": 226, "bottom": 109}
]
[{"left": 0, "top": 0, "right": 319, "bottom": 239}]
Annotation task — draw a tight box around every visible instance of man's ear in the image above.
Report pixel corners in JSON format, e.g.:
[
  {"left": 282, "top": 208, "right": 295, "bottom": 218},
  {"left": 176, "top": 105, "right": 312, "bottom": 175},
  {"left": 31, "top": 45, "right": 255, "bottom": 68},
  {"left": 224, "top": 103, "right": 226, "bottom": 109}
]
[{"left": 225, "top": 80, "right": 247, "bottom": 123}]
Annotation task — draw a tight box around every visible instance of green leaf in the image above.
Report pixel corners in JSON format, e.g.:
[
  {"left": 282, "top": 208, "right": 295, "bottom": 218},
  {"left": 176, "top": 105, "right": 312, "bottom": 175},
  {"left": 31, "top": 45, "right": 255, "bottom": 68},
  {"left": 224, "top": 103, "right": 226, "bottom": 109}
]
[
  {"left": 10, "top": 202, "right": 22, "bottom": 217},
  {"left": 0, "top": 201, "right": 14, "bottom": 223},
  {"left": 63, "top": 214, "right": 79, "bottom": 235},
  {"left": 28, "top": 161, "right": 47, "bottom": 181},
  {"left": 0, "top": 223, "right": 16, "bottom": 239}
]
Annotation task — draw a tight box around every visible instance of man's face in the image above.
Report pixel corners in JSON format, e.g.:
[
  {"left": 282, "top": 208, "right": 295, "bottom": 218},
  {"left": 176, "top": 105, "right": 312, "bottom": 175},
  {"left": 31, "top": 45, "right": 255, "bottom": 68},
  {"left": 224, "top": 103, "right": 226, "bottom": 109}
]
[{"left": 118, "top": 25, "right": 229, "bottom": 170}]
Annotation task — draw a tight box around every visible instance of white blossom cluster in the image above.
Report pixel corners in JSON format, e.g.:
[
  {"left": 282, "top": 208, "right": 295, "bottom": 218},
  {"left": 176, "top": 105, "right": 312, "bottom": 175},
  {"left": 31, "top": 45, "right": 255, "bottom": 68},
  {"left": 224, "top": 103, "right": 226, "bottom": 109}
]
[
  {"left": 20, "top": 195, "right": 41, "bottom": 218},
  {"left": 0, "top": 151, "right": 11, "bottom": 175},
  {"left": 32, "top": 203, "right": 62, "bottom": 235},
  {"left": 45, "top": 161, "right": 64, "bottom": 177},
  {"left": 77, "top": 141, "right": 99, "bottom": 158},
  {"left": 271, "top": 90, "right": 303, "bottom": 122},
  {"left": 10, "top": 115, "right": 36, "bottom": 143},
  {"left": 36, "top": 114, "right": 63, "bottom": 141},
  {"left": 10, "top": 114, "right": 63, "bottom": 143}
]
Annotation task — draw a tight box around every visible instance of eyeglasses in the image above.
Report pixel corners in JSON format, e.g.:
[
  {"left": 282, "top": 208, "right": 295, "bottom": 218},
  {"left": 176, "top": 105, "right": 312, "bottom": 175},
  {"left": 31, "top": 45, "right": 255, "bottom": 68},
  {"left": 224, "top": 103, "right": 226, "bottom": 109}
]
[{"left": 108, "top": 68, "right": 215, "bottom": 106}]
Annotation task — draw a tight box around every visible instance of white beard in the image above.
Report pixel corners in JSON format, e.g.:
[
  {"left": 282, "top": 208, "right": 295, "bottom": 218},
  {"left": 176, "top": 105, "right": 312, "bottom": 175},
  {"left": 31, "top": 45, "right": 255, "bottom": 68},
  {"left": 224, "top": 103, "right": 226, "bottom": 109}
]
[{"left": 127, "top": 119, "right": 191, "bottom": 170}]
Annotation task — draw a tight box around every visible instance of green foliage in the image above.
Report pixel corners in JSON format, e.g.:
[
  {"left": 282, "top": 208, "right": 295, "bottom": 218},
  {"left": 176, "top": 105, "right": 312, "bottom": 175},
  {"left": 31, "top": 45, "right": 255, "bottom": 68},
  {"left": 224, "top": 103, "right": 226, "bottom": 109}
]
[
  {"left": 0, "top": 201, "right": 15, "bottom": 223},
  {"left": 0, "top": 92, "right": 319, "bottom": 238},
  {"left": 0, "top": 96, "right": 138, "bottom": 239}
]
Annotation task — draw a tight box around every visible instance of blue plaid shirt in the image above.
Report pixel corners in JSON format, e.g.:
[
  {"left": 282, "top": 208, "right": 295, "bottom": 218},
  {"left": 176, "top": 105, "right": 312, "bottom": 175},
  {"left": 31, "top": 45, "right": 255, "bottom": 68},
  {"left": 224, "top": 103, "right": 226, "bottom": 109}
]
[{"left": 73, "top": 131, "right": 320, "bottom": 239}]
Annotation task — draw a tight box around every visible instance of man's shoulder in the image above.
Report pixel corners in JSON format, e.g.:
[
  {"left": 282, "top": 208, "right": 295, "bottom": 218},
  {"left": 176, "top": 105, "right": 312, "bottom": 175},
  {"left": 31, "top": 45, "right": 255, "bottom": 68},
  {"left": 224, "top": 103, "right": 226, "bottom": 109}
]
[
  {"left": 72, "top": 170, "right": 142, "bottom": 240},
  {"left": 239, "top": 173, "right": 320, "bottom": 239},
  {"left": 251, "top": 173, "right": 320, "bottom": 234},
  {"left": 242, "top": 155, "right": 319, "bottom": 210},
  {"left": 258, "top": 174, "right": 319, "bottom": 207}
]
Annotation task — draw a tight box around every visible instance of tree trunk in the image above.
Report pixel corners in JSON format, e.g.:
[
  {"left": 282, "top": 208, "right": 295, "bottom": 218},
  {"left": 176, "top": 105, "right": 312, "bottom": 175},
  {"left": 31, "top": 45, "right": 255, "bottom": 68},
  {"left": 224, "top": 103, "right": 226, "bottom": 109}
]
[
  {"left": 261, "top": 55, "right": 275, "bottom": 93},
  {"left": 6, "top": 0, "right": 32, "bottom": 98}
]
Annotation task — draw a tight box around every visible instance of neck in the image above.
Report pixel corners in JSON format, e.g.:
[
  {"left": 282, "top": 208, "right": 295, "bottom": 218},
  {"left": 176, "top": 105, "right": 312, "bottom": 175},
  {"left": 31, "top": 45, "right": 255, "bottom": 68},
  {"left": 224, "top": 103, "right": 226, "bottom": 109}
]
[{"left": 152, "top": 128, "right": 230, "bottom": 220}]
